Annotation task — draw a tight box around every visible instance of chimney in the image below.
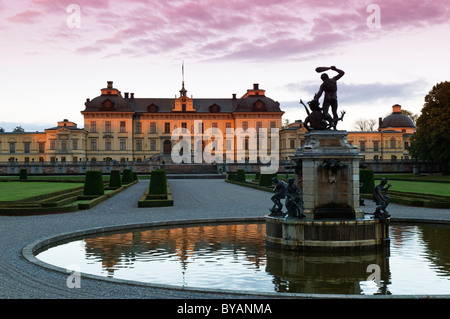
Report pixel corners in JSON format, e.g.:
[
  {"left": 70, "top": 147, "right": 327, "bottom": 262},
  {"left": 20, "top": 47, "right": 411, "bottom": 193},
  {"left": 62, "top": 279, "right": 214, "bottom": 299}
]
[
  {"left": 253, "top": 83, "right": 259, "bottom": 90},
  {"left": 130, "top": 93, "right": 134, "bottom": 99},
  {"left": 86, "top": 98, "right": 90, "bottom": 103},
  {"left": 107, "top": 81, "right": 113, "bottom": 89},
  {"left": 379, "top": 117, "right": 383, "bottom": 129},
  {"left": 232, "top": 93, "right": 237, "bottom": 100},
  {"left": 124, "top": 92, "right": 129, "bottom": 98},
  {"left": 392, "top": 104, "right": 401, "bottom": 113}
]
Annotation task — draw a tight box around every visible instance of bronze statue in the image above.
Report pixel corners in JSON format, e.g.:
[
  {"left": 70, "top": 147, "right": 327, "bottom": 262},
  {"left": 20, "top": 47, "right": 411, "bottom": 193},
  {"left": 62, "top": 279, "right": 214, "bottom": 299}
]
[
  {"left": 373, "top": 178, "right": 392, "bottom": 219},
  {"left": 315, "top": 66, "right": 345, "bottom": 124},
  {"left": 301, "top": 66, "right": 346, "bottom": 131},
  {"left": 269, "top": 177, "right": 286, "bottom": 216},
  {"left": 285, "top": 178, "right": 305, "bottom": 218}
]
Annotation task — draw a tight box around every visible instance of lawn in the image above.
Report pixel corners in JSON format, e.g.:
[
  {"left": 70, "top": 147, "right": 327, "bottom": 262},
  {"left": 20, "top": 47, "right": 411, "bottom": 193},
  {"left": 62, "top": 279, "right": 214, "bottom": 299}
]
[
  {"left": 0, "top": 182, "right": 84, "bottom": 201},
  {"left": 375, "top": 179, "right": 450, "bottom": 197}
]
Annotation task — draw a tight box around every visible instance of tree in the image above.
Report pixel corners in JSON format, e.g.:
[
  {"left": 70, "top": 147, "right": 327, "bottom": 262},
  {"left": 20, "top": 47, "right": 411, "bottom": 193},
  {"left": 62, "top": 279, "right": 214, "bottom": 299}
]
[
  {"left": 409, "top": 81, "right": 450, "bottom": 173},
  {"left": 353, "top": 118, "right": 377, "bottom": 131},
  {"left": 401, "top": 109, "right": 419, "bottom": 125},
  {"left": 12, "top": 126, "right": 25, "bottom": 133}
]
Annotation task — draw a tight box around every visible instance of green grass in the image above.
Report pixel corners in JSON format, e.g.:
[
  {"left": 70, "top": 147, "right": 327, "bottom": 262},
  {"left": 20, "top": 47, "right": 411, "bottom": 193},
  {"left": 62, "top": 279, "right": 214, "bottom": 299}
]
[
  {"left": 375, "top": 179, "right": 450, "bottom": 197},
  {"left": 0, "top": 182, "right": 84, "bottom": 201}
]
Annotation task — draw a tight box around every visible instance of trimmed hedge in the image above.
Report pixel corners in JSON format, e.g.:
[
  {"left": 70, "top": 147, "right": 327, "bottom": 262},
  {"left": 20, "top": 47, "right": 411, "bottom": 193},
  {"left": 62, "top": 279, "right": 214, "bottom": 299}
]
[
  {"left": 236, "top": 169, "right": 246, "bottom": 182},
  {"left": 149, "top": 169, "right": 167, "bottom": 196},
  {"left": 360, "top": 169, "right": 375, "bottom": 194},
  {"left": 255, "top": 172, "right": 261, "bottom": 180},
  {"left": 83, "top": 171, "right": 104, "bottom": 195},
  {"left": 19, "top": 169, "right": 28, "bottom": 180},
  {"left": 259, "top": 174, "right": 273, "bottom": 187},
  {"left": 227, "top": 172, "right": 236, "bottom": 181},
  {"left": 109, "top": 170, "right": 122, "bottom": 188},
  {"left": 122, "top": 169, "right": 134, "bottom": 184}
]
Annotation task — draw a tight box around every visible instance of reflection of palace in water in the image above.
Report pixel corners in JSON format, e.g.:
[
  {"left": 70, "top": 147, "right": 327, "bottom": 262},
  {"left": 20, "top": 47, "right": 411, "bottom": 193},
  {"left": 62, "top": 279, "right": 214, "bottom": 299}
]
[{"left": 81, "top": 223, "right": 450, "bottom": 294}]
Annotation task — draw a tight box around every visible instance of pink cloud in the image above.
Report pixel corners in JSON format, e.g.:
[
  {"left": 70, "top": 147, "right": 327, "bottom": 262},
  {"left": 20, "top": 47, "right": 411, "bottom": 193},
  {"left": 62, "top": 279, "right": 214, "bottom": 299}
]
[{"left": 7, "top": 10, "right": 42, "bottom": 24}]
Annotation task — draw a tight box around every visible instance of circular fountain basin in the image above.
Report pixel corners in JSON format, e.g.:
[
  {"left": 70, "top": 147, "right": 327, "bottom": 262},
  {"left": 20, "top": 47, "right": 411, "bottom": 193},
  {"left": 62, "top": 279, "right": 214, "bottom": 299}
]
[
  {"left": 265, "top": 216, "right": 390, "bottom": 251},
  {"left": 27, "top": 219, "right": 450, "bottom": 296}
]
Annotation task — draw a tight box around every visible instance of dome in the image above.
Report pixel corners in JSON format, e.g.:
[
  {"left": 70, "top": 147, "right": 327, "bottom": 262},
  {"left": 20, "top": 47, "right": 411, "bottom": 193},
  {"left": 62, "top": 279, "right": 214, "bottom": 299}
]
[{"left": 379, "top": 104, "right": 415, "bottom": 129}]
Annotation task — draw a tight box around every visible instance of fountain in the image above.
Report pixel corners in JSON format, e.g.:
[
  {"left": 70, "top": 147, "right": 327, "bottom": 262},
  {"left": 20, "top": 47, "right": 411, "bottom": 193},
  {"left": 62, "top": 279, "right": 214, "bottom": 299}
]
[{"left": 265, "top": 66, "right": 390, "bottom": 251}]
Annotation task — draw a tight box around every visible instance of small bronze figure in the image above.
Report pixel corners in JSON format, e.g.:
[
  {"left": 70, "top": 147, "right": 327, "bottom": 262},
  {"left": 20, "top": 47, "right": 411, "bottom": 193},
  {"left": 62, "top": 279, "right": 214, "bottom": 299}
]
[
  {"left": 373, "top": 178, "right": 392, "bottom": 219},
  {"left": 269, "top": 177, "right": 286, "bottom": 216},
  {"left": 285, "top": 178, "right": 305, "bottom": 218}
]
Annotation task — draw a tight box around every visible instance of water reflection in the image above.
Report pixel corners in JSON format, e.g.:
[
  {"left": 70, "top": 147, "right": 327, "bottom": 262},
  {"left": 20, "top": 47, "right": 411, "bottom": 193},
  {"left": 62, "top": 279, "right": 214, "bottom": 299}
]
[{"left": 37, "top": 222, "right": 450, "bottom": 295}]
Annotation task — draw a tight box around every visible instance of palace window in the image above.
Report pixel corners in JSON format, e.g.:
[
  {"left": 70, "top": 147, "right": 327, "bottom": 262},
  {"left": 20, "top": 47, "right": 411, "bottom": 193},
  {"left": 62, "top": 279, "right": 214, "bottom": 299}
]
[
  {"left": 150, "top": 140, "right": 156, "bottom": 151},
  {"left": 38, "top": 142, "right": 45, "bottom": 153},
  {"left": 72, "top": 140, "right": 78, "bottom": 150},
  {"left": 148, "top": 104, "right": 159, "bottom": 113},
  {"left": 50, "top": 140, "right": 56, "bottom": 150},
  {"left": 164, "top": 122, "right": 171, "bottom": 134},
  {"left": 120, "top": 139, "right": 126, "bottom": 151},
  {"left": 209, "top": 104, "right": 220, "bottom": 113},
  {"left": 120, "top": 121, "right": 126, "bottom": 133},
  {"left": 360, "top": 141, "right": 366, "bottom": 152},
  {"left": 105, "top": 139, "right": 111, "bottom": 151},
  {"left": 24, "top": 142, "right": 31, "bottom": 153},
  {"left": 9, "top": 142, "right": 16, "bottom": 154},
  {"left": 105, "top": 121, "right": 111, "bottom": 133},
  {"left": 90, "top": 139, "right": 97, "bottom": 151},
  {"left": 61, "top": 141, "right": 67, "bottom": 151},
  {"left": 150, "top": 122, "right": 157, "bottom": 134},
  {"left": 136, "top": 139, "right": 143, "bottom": 151},
  {"left": 373, "top": 141, "right": 379, "bottom": 152},
  {"left": 252, "top": 100, "right": 266, "bottom": 111},
  {"left": 242, "top": 121, "right": 248, "bottom": 131},
  {"left": 136, "top": 122, "right": 142, "bottom": 134},
  {"left": 90, "top": 121, "right": 97, "bottom": 133}
]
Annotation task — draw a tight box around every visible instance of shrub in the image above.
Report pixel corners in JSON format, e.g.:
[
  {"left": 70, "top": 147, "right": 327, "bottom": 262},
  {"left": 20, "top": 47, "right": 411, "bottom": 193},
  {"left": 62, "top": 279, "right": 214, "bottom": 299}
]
[
  {"left": 109, "top": 170, "right": 122, "bottom": 188},
  {"left": 83, "top": 171, "right": 104, "bottom": 195},
  {"left": 149, "top": 169, "right": 167, "bottom": 195},
  {"left": 122, "top": 169, "right": 134, "bottom": 184},
  {"left": 255, "top": 172, "right": 261, "bottom": 180},
  {"left": 19, "top": 169, "right": 28, "bottom": 180},
  {"left": 133, "top": 172, "right": 138, "bottom": 181},
  {"left": 227, "top": 172, "right": 236, "bottom": 181},
  {"left": 236, "top": 169, "right": 246, "bottom": 182},
  {"left": 360, "top": 169, "right": 375, "bottom": 194},
  {"left": 259, "top": 174, "right": 273, "bottom": 187}
]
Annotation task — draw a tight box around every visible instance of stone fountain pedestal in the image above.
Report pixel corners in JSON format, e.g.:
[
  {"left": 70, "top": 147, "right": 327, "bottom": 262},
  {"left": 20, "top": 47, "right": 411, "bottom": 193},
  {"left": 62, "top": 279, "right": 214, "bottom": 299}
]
[{"left": 265, "top": 130, "right": 389, "bottom": 251}]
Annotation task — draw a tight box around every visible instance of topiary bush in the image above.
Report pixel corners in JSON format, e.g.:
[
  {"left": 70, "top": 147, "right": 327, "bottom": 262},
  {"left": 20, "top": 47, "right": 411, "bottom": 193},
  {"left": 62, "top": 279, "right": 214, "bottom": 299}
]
[
  {"left": 122, "top": 169, "right": 134, "bottom": 184},
  {"left": 360, "top": 169, "right": 375, "bottom": 194},
  {"left": 19, "top": 168, "right": 28, "bottom": 180},
  {"left": 109, "top": 170, "right": 122, "bottom": 188},
  {"left": 255, "top": 172, "right": 261, "bottom": 180},
  {"left": 259, "top": 174, "right": 273, "bottom": 187},
  {"left": 83, "top": 171, "right": 104, "bottom": 195},
  {"left": 236, "top": 169, "right": 246, "bottom": 182},
  {"left": 227, "top": 172, "right": 236, "bottom": 181},
  {"left": 149, "top": 169, "right": 167, "bottom": 195}
]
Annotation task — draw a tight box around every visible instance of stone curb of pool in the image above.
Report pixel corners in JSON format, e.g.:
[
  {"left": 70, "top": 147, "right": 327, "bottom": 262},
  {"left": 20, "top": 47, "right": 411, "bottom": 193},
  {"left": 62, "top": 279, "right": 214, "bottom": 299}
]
[{"left": 21, "top": 217, "right": 450, "bottom": 299}]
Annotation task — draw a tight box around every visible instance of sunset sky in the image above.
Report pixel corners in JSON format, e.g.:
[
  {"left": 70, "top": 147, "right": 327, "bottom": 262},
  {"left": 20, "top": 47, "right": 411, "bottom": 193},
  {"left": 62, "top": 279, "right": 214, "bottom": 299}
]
[{"left": 1, "top": 0, "right": 449, "bottom": 132}]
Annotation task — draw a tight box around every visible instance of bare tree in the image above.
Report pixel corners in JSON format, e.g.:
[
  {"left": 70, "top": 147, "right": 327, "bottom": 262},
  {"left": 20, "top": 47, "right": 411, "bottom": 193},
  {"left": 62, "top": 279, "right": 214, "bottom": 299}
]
[{"left": 353, "top": 118, "right": 377, "bottom": 131}]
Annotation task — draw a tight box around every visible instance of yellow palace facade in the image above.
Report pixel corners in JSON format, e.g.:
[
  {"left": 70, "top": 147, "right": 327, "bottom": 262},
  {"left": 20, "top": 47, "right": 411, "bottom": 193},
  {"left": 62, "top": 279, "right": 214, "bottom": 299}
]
[{"left": 0, "top": 81, "right": 284, "bottom": 164}]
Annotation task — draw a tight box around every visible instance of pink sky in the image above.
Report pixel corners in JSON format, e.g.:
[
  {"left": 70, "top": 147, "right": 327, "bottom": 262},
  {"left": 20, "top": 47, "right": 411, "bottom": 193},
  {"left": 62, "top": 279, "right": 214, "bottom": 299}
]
[{"left": 1, "top": 0, "right": 449, "bottom": 131}]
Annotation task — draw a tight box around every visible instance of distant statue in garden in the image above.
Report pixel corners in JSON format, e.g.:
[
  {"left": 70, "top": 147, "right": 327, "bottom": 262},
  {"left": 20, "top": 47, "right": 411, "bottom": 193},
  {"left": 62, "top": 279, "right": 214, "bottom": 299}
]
[
  {"left": 269, "top": 177, "right": 286, "bottom": 216},
  {"left": 285, "top": 178, "right": 305, "bottom": 218},
  {"left": 373, "top": 178, "right": 392, "bottom": 219}
]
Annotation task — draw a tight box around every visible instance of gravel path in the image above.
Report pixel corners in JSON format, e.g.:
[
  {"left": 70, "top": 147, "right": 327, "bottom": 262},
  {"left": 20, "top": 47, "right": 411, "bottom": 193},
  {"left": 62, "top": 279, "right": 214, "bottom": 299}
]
[{"left": 0, "top": 179, "right": 449, "bottom": 299}]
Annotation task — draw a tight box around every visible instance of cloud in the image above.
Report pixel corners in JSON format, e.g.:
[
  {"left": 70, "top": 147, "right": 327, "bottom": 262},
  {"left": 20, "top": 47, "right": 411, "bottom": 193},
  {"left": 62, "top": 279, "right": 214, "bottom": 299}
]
[{"left": 7, "top": 10, "right": 42, "bottom": 24}]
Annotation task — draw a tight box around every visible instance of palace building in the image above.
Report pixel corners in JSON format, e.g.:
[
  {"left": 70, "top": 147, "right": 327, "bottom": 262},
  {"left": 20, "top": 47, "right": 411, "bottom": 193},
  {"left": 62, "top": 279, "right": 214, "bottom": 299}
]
[{"left": 0, "top": 80, "right": 284, "bottom": 165}]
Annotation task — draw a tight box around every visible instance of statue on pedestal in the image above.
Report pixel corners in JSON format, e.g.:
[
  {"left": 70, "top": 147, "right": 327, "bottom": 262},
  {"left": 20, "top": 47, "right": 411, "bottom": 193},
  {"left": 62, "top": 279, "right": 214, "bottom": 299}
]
[{"left": 373, "top": 178, "right": 392, "bottom": 219}]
